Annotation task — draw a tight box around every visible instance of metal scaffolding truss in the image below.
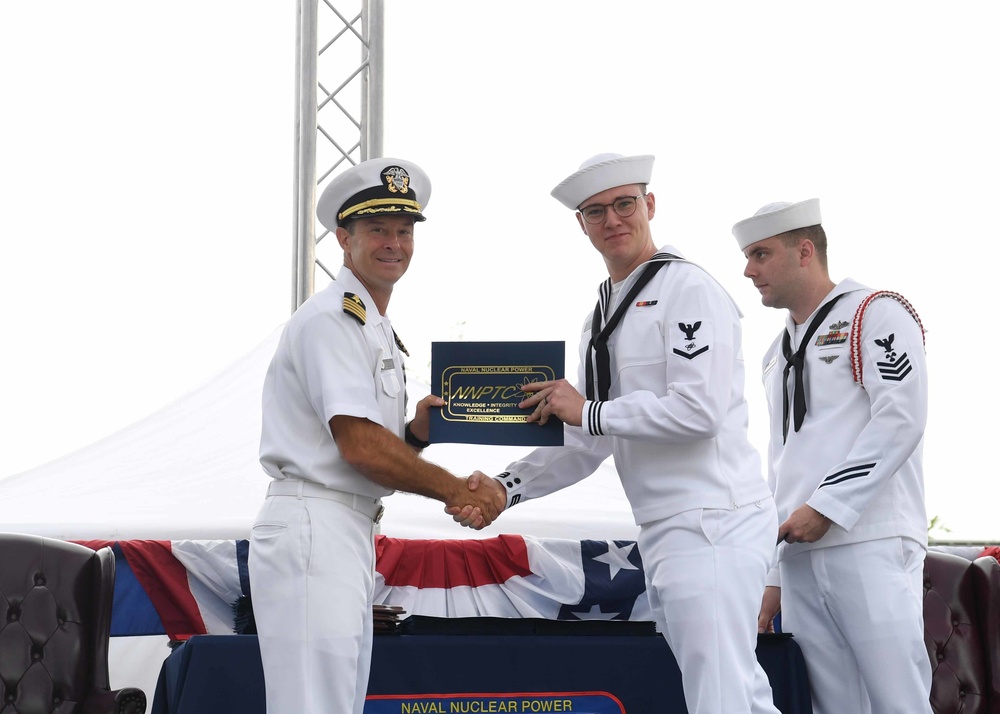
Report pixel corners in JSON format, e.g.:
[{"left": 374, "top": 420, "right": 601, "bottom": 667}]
[{"left": 292, "top": 0, "right": 384, "bottom": 312}]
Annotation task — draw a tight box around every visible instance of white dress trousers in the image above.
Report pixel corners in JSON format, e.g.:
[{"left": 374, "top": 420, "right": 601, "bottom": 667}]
[
  {"left": 638, "top": 498, "right": 782, "bottom": 714},
  {"left": 778, "top": 537, "right": 932, "bottom": 714},
  {"left": 249, "top": 491, "right": 378, "bottom": 714}
]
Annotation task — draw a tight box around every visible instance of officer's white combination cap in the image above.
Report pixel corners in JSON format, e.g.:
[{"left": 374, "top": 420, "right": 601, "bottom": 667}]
[
  {"left": 317, "top": 157, "right": 431, "bottom": 231},
  {"left": 731, "top": 198, "right": 822, "bottom": 251},
  {"left": 550, "top": 153, "right": 655, "bottom": 210}
]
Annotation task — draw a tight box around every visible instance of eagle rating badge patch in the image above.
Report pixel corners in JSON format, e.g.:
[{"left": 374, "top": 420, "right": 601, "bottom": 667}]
[
  {"left": 672, "top": 321, "right": 709, "bottom": 360},
  {"left": 873, "top": 333, "right": 912, "bottom": 382},
  {"left": 850, "top": 290, "right": 924, "bottom": 385}
]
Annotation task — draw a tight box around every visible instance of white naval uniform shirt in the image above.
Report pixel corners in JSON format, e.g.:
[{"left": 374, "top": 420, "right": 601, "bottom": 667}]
[
  {"left": 763, "top": 278, "right": 928, "bottom": 578},
  {"left": 258, "top": 265, "right": 406, "bottom": 499},
  {"left": 499, "top": 245, "right": 772, "bottom": 525}
]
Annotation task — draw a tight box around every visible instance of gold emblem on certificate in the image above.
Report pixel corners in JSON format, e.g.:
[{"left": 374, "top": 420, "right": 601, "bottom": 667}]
[
  {"left": 430, "top": 342, "right": 564, "bottom": 446},
  {"left": 441, "top": 364, "right": 556, "bottom": 423}
]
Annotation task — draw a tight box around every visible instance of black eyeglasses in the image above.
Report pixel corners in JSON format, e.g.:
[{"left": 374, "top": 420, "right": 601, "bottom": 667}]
[{"left": 578, "top": 195, "right": 643, "bottom": 225}]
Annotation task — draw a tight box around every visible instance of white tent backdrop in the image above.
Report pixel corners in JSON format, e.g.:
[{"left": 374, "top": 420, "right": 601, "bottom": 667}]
[{"left": 0, "top": 326, "right": 638, "bottom": 542}]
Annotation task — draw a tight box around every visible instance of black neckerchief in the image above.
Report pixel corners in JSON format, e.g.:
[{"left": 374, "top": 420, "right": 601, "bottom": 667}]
[
  {"left": 781, "top": 293, "right": 845, "bottom": 442},
  {"left": 585, "top": 253, "right": 678, "bottom": 401}
]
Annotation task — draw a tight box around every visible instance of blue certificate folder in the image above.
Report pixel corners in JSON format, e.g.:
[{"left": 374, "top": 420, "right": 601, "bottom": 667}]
[{"left": 430, "top": 341, "right": 564, "bottom": 446}]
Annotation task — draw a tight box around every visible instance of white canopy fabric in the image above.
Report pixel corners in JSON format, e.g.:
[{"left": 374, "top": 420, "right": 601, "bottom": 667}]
[{"left": 0, "top": 326, "right": 638, "bottom": 542}]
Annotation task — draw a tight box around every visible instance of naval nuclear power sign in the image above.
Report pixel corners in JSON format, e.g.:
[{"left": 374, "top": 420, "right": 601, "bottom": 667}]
[{"left": 365, "top": 692, "right": 625, "bottom": 713}]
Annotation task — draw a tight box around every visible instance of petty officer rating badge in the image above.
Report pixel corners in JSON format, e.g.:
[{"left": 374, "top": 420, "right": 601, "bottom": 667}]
[
  {"left": 849, "top": 290, "right": 924, "bottom": 384},
  {"left": 873, "top": 333, "right": 912, "bottom": 382},
  {"left": 672, "top": 321, "right": 709, "bottom": 360}
]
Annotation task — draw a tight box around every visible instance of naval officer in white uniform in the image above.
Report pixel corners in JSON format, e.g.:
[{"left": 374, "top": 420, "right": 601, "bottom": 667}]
[{"left": 249, "top": 158, "right": 505, "bottom": 714}]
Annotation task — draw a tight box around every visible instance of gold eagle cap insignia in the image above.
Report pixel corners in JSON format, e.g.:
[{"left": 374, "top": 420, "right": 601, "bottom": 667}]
[
  {"left": 383, "top": 166, "right": 411, "bottom": 194},
  {"left": 343, "top": 292, "right": 366, "bottom": 325}
]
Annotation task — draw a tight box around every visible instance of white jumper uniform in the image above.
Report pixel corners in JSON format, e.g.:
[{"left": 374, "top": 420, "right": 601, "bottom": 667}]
[
  {"left": 500, "top": 246, "right": 780, "bottom": 714},
  {"left": 762, "top": 278, "right": 931, "bottom": 714},
  {"left": 249, "top": 265, "right": 405, "bottom": 714}
]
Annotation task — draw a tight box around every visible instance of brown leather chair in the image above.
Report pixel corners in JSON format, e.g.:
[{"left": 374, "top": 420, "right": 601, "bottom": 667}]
[
  {"left": 924, "top": 550, "right": 1000, "bottom": 714},
  {"left": 973, "top": 554, "right": 1000, "bottom": 712},
  {"left": 0, "top": 533, "right": 146, "bottom": 714}
]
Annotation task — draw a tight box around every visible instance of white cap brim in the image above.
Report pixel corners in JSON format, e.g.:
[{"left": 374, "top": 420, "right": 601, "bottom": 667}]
[
  {"left": 551, "top": 154, "right": 654, "bottom": 210},
  {"left": 731, "top": 198, "right": 821, "bottom": 250},
  {"left": 317, "top": 158, "right": 431, "bottom": 231}
]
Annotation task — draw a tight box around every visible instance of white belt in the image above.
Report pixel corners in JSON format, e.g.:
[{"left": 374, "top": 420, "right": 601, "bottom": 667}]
[{"left": 267, "top": 479, "right": 384, "bottom": 523}]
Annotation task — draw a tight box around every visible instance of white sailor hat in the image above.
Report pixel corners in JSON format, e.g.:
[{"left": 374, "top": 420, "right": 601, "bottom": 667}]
[
  {"left": 550, "top": 153, "right": 655, "bottom": 210},
  {"left": 731, "top": 198, "right": 822, "bottom": 250},
  {"left": 316, "top": 158, "right": 431, "bottom": 231}
]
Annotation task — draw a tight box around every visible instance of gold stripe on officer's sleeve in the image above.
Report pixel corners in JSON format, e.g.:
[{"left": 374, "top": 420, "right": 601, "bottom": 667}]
[{"left": 343, "top": 293, "right": 366, "bottom": 325}]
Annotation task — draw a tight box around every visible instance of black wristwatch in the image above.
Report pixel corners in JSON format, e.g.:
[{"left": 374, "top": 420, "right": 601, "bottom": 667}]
[{"left": 404, "top": 421, "right": 430, "bottom": 450}]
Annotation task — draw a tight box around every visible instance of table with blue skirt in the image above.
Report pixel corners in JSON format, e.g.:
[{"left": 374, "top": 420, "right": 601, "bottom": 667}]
[{"left": 152, "top": 619, "right": 811, "bottom": 714}]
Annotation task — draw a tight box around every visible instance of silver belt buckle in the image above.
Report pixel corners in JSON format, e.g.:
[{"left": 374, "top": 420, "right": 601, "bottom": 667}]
[{"left": 374, "top": 503, "right": 385, "bottom": 524}]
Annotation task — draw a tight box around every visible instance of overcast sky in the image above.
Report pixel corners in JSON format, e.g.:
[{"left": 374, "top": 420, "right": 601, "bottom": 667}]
[{"left": 2, "top": 1, "right": 998, "bottom": 541}]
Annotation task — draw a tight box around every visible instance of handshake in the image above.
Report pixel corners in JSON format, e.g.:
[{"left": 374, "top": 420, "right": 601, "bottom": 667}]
[
  {"left": 445, "top": 471, "right": 507, "bottom": 530},
  {"left": 408, "top": 376, "right": 584, "bottom": 530}
]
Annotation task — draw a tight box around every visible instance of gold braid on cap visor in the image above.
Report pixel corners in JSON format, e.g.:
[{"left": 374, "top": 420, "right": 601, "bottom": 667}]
[{"left": 339, "top": 197, "right": 423, "bottom": 221}]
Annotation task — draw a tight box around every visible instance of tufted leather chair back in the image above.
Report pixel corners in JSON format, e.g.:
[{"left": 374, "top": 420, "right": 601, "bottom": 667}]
[
  {"left": 0, "top": 533, "right": 146, "bottom": 714},
  {"left": 971, "top": 555, "right": 1000, "bottom": 712},
  {"left": 924, "top": 550, "right": 1000, "bottom": 714}
]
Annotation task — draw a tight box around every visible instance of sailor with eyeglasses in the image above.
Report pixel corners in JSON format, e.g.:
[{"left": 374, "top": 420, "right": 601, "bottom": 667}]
[{"left": 462, "top": 153, "right": 782, "bottom": 714}]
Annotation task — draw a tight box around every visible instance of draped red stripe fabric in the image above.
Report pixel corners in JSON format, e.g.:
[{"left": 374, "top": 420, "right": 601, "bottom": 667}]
[
  {"left": 78, "top": 539, "right": 207, "bottom": 640},
  {"left": 375, "top": 534, "right": 532, "bottom": 588}
]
